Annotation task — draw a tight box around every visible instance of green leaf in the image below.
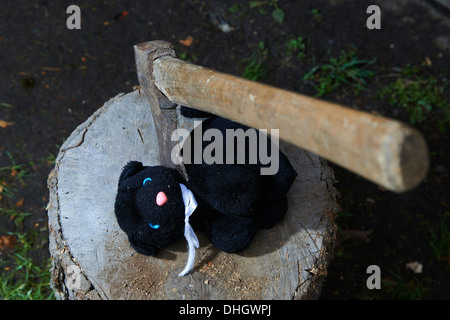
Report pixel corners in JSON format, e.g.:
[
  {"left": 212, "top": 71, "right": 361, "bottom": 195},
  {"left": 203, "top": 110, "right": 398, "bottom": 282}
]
[
  {"left": 272, "top": 8, "right": 285, "bottom": 23},
  {"left": 249, "top": 1, "right": 263, "bottom": 8},
  {"left": 228, "top": 4, "right": 240, "bottom": 13}
]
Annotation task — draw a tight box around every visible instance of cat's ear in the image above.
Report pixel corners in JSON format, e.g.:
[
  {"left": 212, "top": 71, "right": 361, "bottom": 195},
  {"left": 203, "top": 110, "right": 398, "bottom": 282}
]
[{"left": 119, "top": 161, "right": 144, "bottom": 182}]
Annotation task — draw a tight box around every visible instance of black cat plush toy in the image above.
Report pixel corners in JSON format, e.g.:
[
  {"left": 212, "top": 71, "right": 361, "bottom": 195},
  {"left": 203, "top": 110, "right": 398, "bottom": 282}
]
[{"left": 114, "top": 107, "right": 297, "bottom": 276}]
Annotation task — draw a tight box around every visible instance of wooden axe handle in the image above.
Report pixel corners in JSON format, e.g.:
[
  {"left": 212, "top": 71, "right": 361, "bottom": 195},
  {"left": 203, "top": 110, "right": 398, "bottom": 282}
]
[{"left": 152, "top": 56, "right": 429, "bottom": 192}]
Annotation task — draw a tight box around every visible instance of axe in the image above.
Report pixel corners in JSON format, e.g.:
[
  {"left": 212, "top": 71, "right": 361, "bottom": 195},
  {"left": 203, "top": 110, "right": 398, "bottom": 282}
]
[{"left": 135, "top": 41, "right": 428, "bottom": 193}]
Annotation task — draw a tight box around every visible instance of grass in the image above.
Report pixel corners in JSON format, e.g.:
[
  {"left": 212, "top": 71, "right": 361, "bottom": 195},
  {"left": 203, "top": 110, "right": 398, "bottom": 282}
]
[
  {"left": 0, "top": 232, "right": 54, "bottom": 300},
  {"left": 429, "top": 211, "right": 450, "bottom": 264},
  {"left": 249, "top": 0, "right": 285, "bottom": 23},
  {"left": 0, "top": 102, "right": 15, "bottom": 108},
  {"left": 378, "top": 65, "right": 450, "bottom": 130},
  {"left": 177, "top": 51, "right": 199, "bottom": 63},
  {"left": 285, "top": 36, "right": 308, "bottom": 59},
  {"left": 0, "top": 151, "right": 54, "bottom": 300},
  {"left": 242, "top": 41, "right": 269, "bottom": 81},
  {"left": 303, "top": 46, "right": 377, "bottom": 97},
  {"left": 381, "top": 269, "right": 429, "bottom": 300},
  {"left": 0, "top": 180, "right": 16, "bottom": 200},
  {"left": 0, "top": 207, "right": 31, "bottom": 227},
  {"left": 0, "top": 151, "right": 33, "bottom": 187},
  {"left": 229, "top": 1, "right": 285, "bottom": 23},
  {"left": 310, "top": 8, "right": 323, "bottom": 23}
]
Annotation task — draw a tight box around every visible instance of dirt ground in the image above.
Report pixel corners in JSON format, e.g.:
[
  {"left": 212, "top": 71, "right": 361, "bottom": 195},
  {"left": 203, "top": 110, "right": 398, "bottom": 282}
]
[{"left": 0, "top": 0, "right": 449, "bottom": 299}]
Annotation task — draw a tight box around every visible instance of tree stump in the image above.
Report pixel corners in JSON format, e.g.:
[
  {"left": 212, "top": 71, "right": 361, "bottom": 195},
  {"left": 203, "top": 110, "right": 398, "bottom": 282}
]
[{"left": 47, "top": 90, "right": 338, "bottom": 300}]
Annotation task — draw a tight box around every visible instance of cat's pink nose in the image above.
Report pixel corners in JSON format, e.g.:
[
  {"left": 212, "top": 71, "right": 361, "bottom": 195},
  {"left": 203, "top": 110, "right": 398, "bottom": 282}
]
[{"left": 156, "top": 191, "right": 168, "bottom": 206}]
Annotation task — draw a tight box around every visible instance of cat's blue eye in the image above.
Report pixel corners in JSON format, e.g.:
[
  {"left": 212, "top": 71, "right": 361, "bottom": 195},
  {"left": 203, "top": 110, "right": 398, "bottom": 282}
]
[
  {"left": 143, "top": 177, "right": 152, "bottom": 186},
  {"left": 149, "top": 223, "right": 160, "bottom": 229}
]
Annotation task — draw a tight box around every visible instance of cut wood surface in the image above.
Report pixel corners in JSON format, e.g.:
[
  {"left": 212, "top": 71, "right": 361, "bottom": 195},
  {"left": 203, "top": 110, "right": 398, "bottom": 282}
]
[{"left": 47, "top": 90, "right": 338, "bottom": 300}]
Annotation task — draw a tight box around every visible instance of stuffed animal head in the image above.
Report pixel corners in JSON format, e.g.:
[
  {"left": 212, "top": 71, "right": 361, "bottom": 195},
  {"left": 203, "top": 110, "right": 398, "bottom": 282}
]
[{"left": 114, "top": 161, "right": 186, "bottom": 256}]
